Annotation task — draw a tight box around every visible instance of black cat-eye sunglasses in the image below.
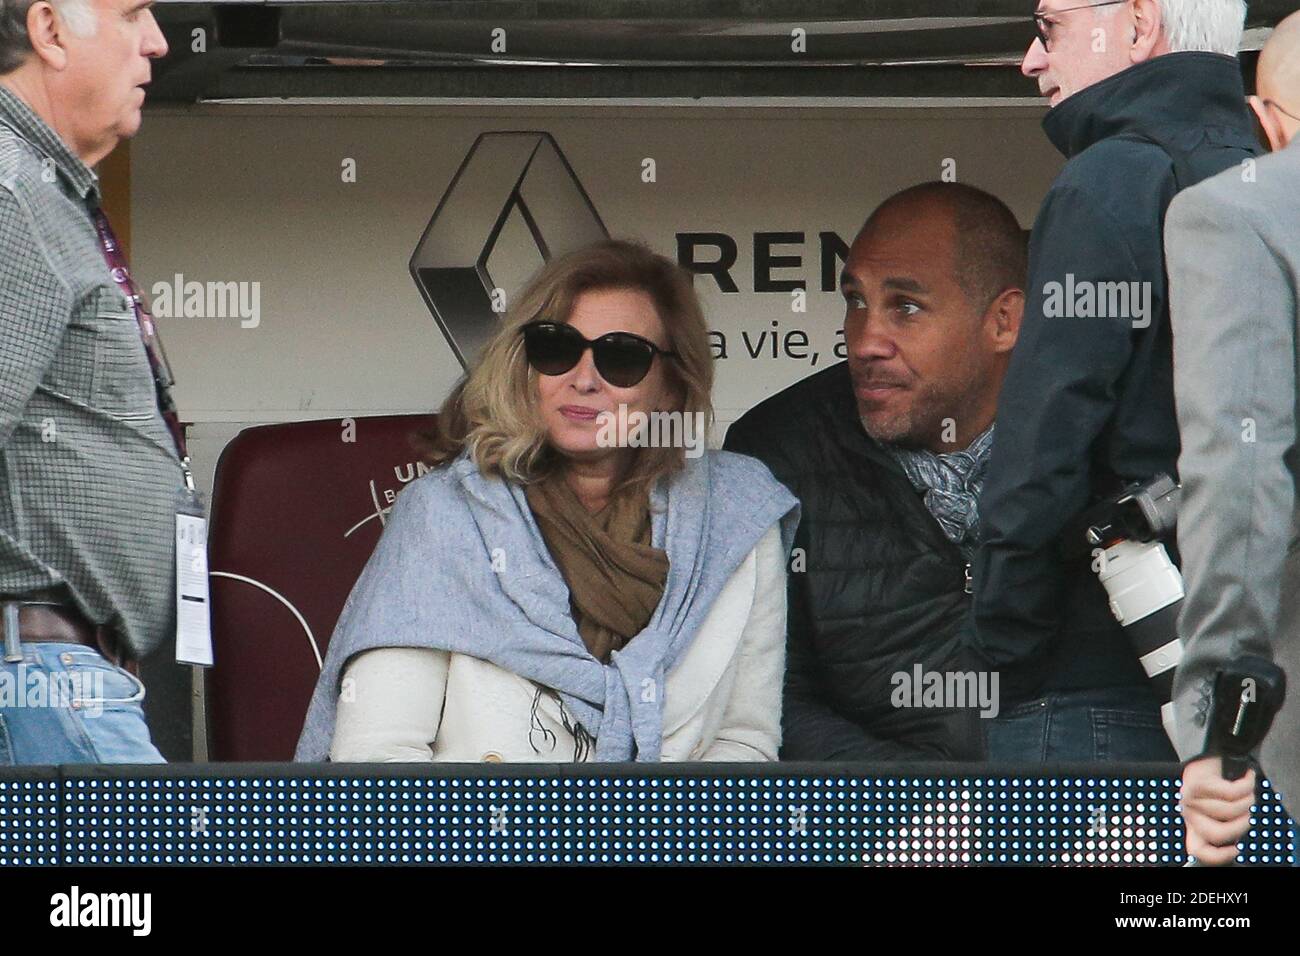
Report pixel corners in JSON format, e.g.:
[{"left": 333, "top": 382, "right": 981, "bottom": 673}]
[{"left": 520, "top": 321, "right": 677, "bottom": 388}]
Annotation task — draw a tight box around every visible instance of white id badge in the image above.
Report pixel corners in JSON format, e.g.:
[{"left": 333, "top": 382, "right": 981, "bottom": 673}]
[{"left": 175, "top": 509, "right": 214, "bottom": 667}]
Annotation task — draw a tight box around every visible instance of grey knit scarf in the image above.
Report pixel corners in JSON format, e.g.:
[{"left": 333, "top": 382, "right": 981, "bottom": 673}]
[
  {"left": 295, "top": 448, "right": 799, "bottom": 763},
  {"left": 881, "top": 423, "right": 995, "bottom": 561}
]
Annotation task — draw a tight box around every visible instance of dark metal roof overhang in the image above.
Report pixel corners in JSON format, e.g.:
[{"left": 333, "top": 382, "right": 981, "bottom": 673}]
[{"left": 148, "top": 0, "right": 1294, "bottom": 103}]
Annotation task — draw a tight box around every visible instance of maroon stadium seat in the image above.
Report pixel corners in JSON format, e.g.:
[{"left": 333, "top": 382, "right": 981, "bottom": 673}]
[{"left": 206, "top": 415, "right": 436, "bottom": 761}]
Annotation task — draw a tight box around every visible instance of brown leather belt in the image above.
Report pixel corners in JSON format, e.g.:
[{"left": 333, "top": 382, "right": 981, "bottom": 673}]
[{"left": 5, "top": 603, "right": 135, "bottom": 672}]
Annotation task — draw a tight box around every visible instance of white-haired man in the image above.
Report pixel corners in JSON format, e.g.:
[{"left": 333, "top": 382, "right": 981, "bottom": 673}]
[
  {"left": 969, "top": 0, "right": 1262, "bottom": 761},
  {"left": 0, "top": 1, "right": 179, "bottom": 764},
  {"left": 1166, "top": 12, "right": 1300, "bottom": 866}
]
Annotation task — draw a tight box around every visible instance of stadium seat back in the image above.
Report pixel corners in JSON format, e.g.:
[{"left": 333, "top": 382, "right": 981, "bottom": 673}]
[{"left": 206, "top": 415, "right": 436, "bottom": 761}]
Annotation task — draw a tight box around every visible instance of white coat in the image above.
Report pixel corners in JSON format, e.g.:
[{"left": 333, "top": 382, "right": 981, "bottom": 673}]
[{"left": 329, "top": 522, "right": 787, "bottom": 762}]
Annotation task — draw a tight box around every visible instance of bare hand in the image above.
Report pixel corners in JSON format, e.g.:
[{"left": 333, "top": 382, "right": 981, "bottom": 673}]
[{"left": 1180, "top": 756, "right": 1256, "bottom": 866}]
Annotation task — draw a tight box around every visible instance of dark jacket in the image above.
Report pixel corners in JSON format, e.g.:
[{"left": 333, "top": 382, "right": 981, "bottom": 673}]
[
  {"left": 725, "top": 363, "right": 985, "bottom": 761},
  {"left": 971, "top": 53, "right": 1262, "bottom": 705}
]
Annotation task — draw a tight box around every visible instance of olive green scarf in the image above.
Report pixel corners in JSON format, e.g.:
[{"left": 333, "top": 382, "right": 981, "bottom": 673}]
[{"left": 525, "top": 473, "right": 670, "bottom": 664}]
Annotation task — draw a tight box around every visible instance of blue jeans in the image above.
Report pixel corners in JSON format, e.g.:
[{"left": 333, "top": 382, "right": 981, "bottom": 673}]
[
  {"left": 986, "top": 687, "right": 1176, "bottom": 763},
  {"left": 0, "top": 642, "right": 164, "bottom": 764}
]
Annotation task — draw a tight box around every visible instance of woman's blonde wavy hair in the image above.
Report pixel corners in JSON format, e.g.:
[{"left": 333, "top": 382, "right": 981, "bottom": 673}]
[{"left": 421, "top": 239, "right": 714, "bottom": 493}]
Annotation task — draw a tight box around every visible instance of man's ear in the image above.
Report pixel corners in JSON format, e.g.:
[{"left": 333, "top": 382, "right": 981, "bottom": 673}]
[
  {"left": 1128, "top": 0, "right": 1166, "bottom": 64},
  {"left": 1249, "top": 95, "right": 1286, "bottom": 153},
  {"left": 986, "top": 288, "right": 1024, "bottom": 355},
  {"left": 25, "top": 1, "right": 71, "bottom": 71}
]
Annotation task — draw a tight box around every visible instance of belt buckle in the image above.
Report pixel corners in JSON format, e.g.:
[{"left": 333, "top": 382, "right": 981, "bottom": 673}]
[{"left": 2, "top": 601, "right": 21, "bottom": 663}]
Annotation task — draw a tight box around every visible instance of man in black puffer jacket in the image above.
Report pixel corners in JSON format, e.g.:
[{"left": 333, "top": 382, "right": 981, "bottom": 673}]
[
  {"left": 970, "top": 1, "right": 1261, "bottom": 762},
  {"left": 725, "top": 183, "right": 1026, "bottom": 760}
]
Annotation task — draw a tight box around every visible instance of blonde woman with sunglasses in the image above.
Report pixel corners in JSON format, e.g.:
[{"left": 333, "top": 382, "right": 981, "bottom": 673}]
[{"left": 297, "top": 239, "right": 798, "bottom": 764}]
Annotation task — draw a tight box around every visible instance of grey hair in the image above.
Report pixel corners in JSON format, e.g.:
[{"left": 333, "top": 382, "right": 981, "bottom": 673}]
[
  {"left": 1153, "top": 0, "right": 1245, "bottom": 55},
  {"left": 0, "top": 0, "right": 98, "bottom": 74},
  {"left": 1090, "top": 0, "right": 1246, "bottom": 55}
]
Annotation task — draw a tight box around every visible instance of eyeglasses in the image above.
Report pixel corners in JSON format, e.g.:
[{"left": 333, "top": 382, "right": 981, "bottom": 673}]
[
  {"left": 520, "top": 321, "right": 678, "bottom": 388},
  {"left": 1262, "top": 98, "right": 1300, "bottom": 124},
  {"left": 1033, "top": 0, "right": 1126, "bottom": 51}
]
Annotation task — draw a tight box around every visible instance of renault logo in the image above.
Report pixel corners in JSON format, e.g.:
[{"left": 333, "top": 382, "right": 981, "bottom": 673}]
[{"left": 409, "top": 132, "right": 609, "bottom": 368}]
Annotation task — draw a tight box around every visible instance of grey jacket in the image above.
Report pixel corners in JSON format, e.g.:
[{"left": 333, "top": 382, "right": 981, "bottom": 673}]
[{"left": 1165, "top": 143, "right": 1300, "bottom": 821}]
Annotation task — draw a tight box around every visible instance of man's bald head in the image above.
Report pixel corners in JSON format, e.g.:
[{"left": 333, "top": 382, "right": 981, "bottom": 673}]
[
  {"left": 1254, "top": 12, "right": 1300, "bottom": 151},
  {"left": 856, "top": 181, "right": 1028, "bottom": 311},
  {"left": 1258, "top": 12, "right": 1300, "bottom": 100}
]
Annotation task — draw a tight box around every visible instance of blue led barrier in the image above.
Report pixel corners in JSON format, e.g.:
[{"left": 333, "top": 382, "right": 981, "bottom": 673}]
[
  {"left": 0, "top": 764, "right": 1293, "bottom": 866},
  {"left": 0, "top": 767, "right": 60, "bottom": 866}
]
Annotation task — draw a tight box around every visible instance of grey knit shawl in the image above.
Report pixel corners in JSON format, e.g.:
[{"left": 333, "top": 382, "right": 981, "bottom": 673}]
[{"left": 295, "top": 448, "right": 799, "bottom": 762}]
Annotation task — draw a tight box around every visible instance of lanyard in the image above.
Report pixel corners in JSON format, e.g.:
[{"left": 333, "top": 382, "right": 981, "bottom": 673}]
[{"left": 90, "top": 207, "right": 195, "bottom": 491}]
